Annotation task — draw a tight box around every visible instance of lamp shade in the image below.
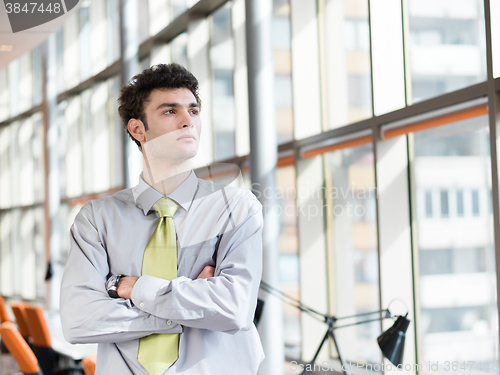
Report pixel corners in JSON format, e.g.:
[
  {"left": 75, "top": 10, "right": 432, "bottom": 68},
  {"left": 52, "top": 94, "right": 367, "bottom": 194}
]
[{"left": 377, "top": 314, "right": 410, "bottom": 366}]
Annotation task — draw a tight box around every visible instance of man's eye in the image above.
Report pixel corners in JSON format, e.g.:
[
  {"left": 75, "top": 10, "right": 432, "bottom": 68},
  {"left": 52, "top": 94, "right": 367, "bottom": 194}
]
[
  {"left": 164, "top": 109, "right": 175, "bottom": 114},
  {"left": 190, "top": 109, "right": 199, "bottom": 115}
]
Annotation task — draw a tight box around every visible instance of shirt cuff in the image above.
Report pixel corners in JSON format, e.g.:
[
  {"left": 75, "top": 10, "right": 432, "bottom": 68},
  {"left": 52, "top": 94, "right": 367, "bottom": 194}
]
[
  {"left": 131, "top": 275, "right": 169, "bottom": 314},
  {"left": 131, "top": 275, "right": 184, "bottom": 333}
]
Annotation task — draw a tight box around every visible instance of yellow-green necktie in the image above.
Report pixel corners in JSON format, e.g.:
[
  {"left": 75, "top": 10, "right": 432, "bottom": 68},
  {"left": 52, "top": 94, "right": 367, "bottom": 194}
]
[{"left": 138, "top": 197, "right": 179, "bottom": 375}]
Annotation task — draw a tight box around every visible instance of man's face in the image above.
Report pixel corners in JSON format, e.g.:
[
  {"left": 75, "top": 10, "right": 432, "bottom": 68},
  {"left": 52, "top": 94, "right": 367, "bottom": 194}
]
[{"left": 141, "top": 87, "right": 202, "bottom": 164}]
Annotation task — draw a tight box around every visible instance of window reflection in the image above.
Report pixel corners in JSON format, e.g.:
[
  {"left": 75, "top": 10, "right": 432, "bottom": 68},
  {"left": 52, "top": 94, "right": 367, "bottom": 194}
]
[
  {"left": 492, "top": 0, "right": 500, "bottom": 78},
  {"left": 325, "top": 144, "right": 381, "bottom": 366},
  {"left": 171, "top": 0, "right": 187, "bottom": 19},
  {"left": 210, "top": 3, "right": 236, "bottom": 161},
  {"left": 413, "top": 116, "right": 498, "bottom": 373},
  {"left": 273, "top": 0, "right": 294, "bottom": 144},
  {"left": 276, "top": 166, "right": 301, "bottom": 361},
  {"left": 171, "top": 32, "right": 188, "bottom": 68},
  {"left": 408, "top": 0, "right": 487, "bottom": 102},
  {"left": 323, "top": 0, "right": 373, "bottom": 128}
]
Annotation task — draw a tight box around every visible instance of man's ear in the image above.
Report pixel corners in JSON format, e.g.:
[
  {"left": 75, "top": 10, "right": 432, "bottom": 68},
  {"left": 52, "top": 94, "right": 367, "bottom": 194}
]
[{"left": 128, "top": 118, "right": 146, "bottom": 143}]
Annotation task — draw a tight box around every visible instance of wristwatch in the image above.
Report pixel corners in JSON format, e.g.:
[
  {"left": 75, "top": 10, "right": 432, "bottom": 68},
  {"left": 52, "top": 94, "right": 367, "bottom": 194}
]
[{"left": 106, "top": 274, "right": 127, "bottom": 298}]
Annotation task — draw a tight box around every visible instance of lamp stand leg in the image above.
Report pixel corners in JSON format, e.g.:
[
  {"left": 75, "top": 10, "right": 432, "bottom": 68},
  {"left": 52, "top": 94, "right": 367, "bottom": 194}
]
[
  {"left": 300, "top": 326, "right": 331, "bottom": 375},
  {"left": 299, "top": 320, "right": 352, "bottom": 375},
  {"left": 330, "top": 329, "right": 351, "bottom": 375}
]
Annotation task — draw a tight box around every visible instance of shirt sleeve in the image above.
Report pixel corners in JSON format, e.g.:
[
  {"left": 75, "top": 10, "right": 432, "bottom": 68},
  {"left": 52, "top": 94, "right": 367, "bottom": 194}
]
[
  {"left": 130, "top": 190, "right": 263, "bottom": 333},
  {"left": 60, "top": 202, "right": 183, "bottom": 345}
]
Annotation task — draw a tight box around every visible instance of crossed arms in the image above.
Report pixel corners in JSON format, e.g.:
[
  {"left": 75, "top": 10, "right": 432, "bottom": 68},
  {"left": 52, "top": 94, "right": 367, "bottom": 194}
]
[{"left": 60, "top": 197, "right": 263, "bottom": 345}]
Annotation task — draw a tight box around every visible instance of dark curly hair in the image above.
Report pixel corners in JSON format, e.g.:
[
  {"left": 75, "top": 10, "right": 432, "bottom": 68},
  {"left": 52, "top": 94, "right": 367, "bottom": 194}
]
[{"left": 118, "top": 63, "right": 201, "bottom": 150}]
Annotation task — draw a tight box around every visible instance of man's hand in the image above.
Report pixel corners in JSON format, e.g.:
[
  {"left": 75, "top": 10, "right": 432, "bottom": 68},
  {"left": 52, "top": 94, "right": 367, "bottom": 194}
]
[
  {"left": 117, "top": 267, "right": 213, "bottom": 299},
  {"left": 116, "top": 276, "right": 139, "bottom": 300},
  {"left": 197, "top": 266, "right": 215, "bottom": 279}
]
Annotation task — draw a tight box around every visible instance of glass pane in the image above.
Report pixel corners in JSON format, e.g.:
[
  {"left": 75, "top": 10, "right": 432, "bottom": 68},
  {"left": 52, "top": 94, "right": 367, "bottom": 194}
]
[
  {"left": 273, "top": 0, "right": 294, "bottom": 144},
  {"left": 412, "top": 115, "right": 498, "bottom": 373},
  {"left": 0, "top": 126, "right": 11, "bottom": 209},
  {"left": 324, "top": 0, "right": 373, "bottom": 128},
  {"left": 56, "top": 28, "right": 65, "bottom": 94},
  {"left": 91, "top": 82, "right": 111, "bottom": 193},
  {"left": 17, "top": 117, "right": 35, "bottom": 206},
  {"left": 108, "top": 76, "right": 125, "bottom": 188},
  {"left": 32, "top": 47, "right": 43, "bottom": 106},
  {"left": 107, "top": 0, "right": 121, "bottom": 64},
  {"left": 370, "top": 0, "right": 405, "bottom": 115},
  {"left": 492, "top": 0, "right": 500, "bottom": 78},
  {"left": 18, "top": 208, "right": 37, "bottom": 299},
  {"left": 171, "top": 32, "right": 188, "bottom": 68},
  {"left": 79, "top": 4, "right": 91, "bottom": 81},
  {"left": 325, "top": 143, "right": 381, "bottom": 366},
  {"left": 210, "top": 3, "right": 236, "bottom": 161},
  {"left": 171, "top": 0, "right": 187, "bottom": 19},
  {"left": 63, "top": 12, "right": 81, "bottom": 89},
  {"left": 0, "top": 68, "right": 9, "bottom": 122},
  {"left": 34, "top": 206, "right": 45, "bottom": 299},
  {"left": 0, "top": 211, "right": 13, "bottom": 295},
  {"left": 64, "top": 96, "right": 83, "bottom": 198},
  {"left": 408, "top": 0, "right": 487, "bottom": 102},
  {"left": 149, "top": 0, "right": 170, "bottom": 36},
  {"left": 276, "top": 166, "right": 300, "bottom": 360},
  {"left": 90, "top": 0, "right": 109, "bottom": 74}
]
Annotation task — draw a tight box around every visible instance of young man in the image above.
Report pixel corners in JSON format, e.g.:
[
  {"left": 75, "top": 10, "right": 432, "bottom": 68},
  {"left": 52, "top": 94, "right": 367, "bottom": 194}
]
[{"left": 60, "top": 63, "right": 264, "bottom": 375}]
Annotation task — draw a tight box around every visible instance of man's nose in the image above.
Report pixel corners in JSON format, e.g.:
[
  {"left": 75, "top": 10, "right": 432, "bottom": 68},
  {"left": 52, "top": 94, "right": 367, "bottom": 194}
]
[{"left": 180, "top": 110, "right": 193, "bottom": 128}]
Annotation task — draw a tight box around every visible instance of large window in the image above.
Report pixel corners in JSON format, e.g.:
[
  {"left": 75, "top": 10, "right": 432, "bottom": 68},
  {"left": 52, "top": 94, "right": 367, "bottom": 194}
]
[
  {"left": 276, "top": 165, "right": 301, "bottom": 359},
  {"left": 322, "top": 0, "right": 373, "bottom": 128},
  {"left": 325, "top": 143, "right": 381, "bottom": 366},
  {"left": 0, "top": 112, "right": 45, "bottom": 300},
  {"left": 273, "top": 0, "right": 294, "bottom": 144},
  {"left": 412, "top": 115, "right": 498, "bottom": 373},
  {"left": 407, "top": 0, "right": 487, "bottom": 103},
  {"left": 210, "top": 3, "right": 236, "bottom": 161}
]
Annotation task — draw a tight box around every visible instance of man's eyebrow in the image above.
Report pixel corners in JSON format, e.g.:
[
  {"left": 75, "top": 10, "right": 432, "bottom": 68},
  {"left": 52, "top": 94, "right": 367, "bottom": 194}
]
[{"left": 155, "top": 102, "right": 201, "bottom": 111}]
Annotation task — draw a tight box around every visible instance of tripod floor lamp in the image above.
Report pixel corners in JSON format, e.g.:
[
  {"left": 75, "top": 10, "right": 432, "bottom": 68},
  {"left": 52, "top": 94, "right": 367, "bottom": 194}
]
[{"left": 260, "top": 282, "right": 411, "bottom": 375}]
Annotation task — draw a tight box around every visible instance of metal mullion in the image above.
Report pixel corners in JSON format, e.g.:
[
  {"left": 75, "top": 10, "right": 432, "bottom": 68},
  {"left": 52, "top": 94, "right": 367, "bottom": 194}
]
[
  {"left": 400, "top": 0, "right": 411, "bottom": 107},
  {"left": 484, "top": 0, "right": 500, "bottom": 365},
  {"left": 290, "top": 82, "right": 487, "bottom": 153}
]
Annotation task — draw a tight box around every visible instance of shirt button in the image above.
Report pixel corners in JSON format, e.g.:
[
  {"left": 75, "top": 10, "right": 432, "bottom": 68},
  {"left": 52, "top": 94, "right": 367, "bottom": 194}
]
[
  {"left": 167, "top": 320, "right": 172, "bottom": 325},
  {"left": 140, "top": 302, "right": 144, "bottom": 308}
]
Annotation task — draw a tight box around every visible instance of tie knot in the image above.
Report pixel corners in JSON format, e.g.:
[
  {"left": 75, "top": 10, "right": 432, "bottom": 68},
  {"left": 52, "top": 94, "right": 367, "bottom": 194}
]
[{"left": 153, "top": 197, "right": 178, "bottom": 218}]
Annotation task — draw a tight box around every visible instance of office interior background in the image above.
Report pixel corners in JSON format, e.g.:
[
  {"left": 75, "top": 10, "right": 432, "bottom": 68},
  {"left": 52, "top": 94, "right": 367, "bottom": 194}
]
[{"left": 1, "top": 0, "right": 500, "bottom": 373}]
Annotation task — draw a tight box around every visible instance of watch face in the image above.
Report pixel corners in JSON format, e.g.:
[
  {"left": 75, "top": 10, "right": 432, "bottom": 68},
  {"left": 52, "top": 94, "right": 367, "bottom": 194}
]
[{"left": 106, "top": 275, "right": 117, "bottom": 290}]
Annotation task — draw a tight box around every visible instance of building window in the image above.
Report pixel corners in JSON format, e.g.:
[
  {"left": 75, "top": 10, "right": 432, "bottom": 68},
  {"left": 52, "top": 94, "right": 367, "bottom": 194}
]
[
  {"left": 440, "top": 190, "right": 449, "bottom": 217},
  {"left": 407, "top": 0, "right": 487, "bottom": 103},
  {"left": 412, "top": 114, "right": 497, "bottom": 368},
  {"left": 425, "top": 190, "right": 433, "bottom": 218},
  {"left": 325, "top": 143, "right": 380, "bottom": 366},
  {"left": 472, "top": 189, "right": 480, "bottom": 216},
  {"left": 456, "top": 190, "right": 464, "bottom": 216}
]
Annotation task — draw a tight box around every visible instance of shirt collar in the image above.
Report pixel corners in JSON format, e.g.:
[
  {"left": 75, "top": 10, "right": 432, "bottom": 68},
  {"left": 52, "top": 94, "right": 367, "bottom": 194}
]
[{"left": 133, "top": 170, "right": 199, "bottom": 215}]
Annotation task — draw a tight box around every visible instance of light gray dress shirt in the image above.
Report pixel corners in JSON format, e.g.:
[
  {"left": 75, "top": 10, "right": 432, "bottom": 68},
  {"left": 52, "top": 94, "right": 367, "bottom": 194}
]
[{"left": 60, "top": 171, "right": 264, "bottom": 375}]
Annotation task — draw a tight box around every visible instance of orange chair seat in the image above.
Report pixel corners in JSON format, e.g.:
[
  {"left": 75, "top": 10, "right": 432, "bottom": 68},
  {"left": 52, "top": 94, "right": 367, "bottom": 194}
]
[
  {"left": 10, "top": 302, "right": 31, "bottom": 339},
  {"left": 0, "top": 321, "right": 41, "bottom": 374},
  {"left": 82, "top": 353, "right": 97, "bottom": 375},
  {"left": 0, "top": 295, "right": 10, "bottom": 323}
]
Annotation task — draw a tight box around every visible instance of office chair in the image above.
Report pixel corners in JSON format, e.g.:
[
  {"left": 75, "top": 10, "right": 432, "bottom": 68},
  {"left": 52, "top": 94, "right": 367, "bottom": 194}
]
[
  {"left": 0, "top": 295, "right": 11, "bottom": 355},
  {"left": 0, "top": 295, "right": 10, "bottom": 323},
  {"left": 0, "top": 321, "right": 42, "bottom": 375},
  {"left": 11, "top": 302, "right": 31, "bottom": 340},
  {"left": 24, "top": 305, "right": 83, "bottom": 375}
]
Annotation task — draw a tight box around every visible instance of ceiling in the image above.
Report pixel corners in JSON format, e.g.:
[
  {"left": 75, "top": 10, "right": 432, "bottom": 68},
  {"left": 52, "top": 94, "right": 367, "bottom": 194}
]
[{"left": 0, "top": 1, "right": 81, "bottom": 70}]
